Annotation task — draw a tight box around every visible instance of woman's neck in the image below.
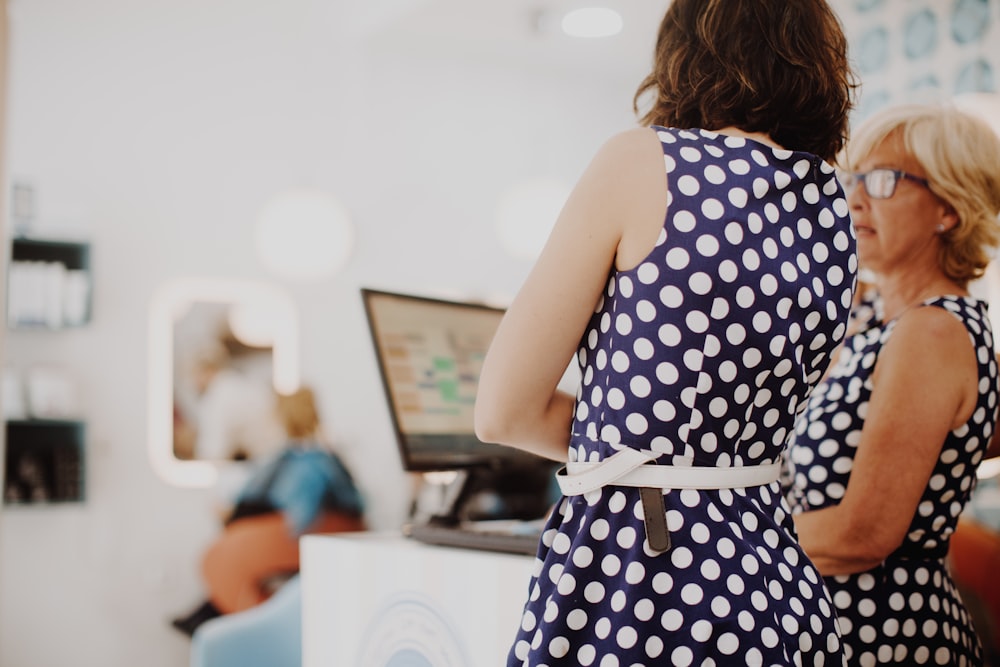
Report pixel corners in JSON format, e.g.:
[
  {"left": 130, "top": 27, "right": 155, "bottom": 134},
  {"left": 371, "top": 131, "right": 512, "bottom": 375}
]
[
  {"left": 712, "top": 126, "right": 784, "bottom": 150},
  {"left": 876, "top": 272, "right": 966, "bottom": 321}
]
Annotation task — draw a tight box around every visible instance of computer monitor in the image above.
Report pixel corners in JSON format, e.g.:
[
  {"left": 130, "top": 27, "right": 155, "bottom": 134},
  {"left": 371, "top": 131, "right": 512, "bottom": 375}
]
[
  {"left": 362, "top": 287, "right": 558, "bottom": 524},
  {"left": 361, "top": 287, "right": 545, "bottom": 474}
]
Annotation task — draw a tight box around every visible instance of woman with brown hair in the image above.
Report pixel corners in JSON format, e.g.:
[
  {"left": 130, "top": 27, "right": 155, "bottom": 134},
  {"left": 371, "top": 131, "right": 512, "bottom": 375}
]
[{"left": 475, "top": 0, "right": 857, "bottom": 664}]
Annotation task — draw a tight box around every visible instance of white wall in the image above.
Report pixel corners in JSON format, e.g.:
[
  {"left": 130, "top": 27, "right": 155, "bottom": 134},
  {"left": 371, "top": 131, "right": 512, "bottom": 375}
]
[
  {"left": 0, "top": 1, "right": 641, "bottom": 665},
  {"left": 10, "top": 1, "right": 995, "bottom": 664}
]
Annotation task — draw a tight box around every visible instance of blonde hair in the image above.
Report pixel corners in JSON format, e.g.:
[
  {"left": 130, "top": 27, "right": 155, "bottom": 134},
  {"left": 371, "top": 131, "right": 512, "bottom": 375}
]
[
  {"left": 845, "top": 103, "right": 1000, "bottom": 286},
  {"left": 276, "top": 386, "right": 320, "bottom": 440}
]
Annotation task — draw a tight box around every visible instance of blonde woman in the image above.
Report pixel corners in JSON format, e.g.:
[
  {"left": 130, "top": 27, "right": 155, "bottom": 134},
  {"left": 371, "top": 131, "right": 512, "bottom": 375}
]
[
  {"left": 173, "top": 386, "right": 365, "bottom": 635},
  {"left": 786, "top": 104, "right": 1000, "bottom": 666}
]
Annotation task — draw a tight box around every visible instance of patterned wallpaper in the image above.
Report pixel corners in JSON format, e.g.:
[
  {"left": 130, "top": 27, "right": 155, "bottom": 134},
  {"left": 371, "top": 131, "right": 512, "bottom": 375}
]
[{"left": 836, "top": 0, "right": 999, "bottom": 121}]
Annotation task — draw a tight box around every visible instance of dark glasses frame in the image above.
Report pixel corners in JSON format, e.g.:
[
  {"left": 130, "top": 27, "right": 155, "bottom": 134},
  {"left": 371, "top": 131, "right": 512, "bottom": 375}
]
[{"left": 840, "top": 168, "right": 931, "bottom": 200}]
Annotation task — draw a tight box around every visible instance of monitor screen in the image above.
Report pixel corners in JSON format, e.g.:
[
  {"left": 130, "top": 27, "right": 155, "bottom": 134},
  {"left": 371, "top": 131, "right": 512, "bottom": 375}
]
[{"left": 361, "top": 288, "right": 544, "bottom": 472}]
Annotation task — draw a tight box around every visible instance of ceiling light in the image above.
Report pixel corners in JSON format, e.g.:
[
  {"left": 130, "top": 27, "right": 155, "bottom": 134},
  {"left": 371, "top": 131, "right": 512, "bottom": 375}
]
[
  {"left": 254, "top": 189, "right": 354, "bottom": 282},
  {"left": 561, "top": 7, "right": 623, "bottom": 38}
]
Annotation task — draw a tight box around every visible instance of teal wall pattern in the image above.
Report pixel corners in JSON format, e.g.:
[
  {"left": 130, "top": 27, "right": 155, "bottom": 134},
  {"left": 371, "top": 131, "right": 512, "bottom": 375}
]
[{"left": 837, "top": 0, "right": 999, "bottom": 121}]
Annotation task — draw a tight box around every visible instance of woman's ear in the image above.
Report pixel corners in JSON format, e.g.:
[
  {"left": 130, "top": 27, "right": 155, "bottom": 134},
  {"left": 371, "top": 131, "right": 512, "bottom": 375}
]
[{"left": 938, "top": 202, "right": 959, "bottom": 234}]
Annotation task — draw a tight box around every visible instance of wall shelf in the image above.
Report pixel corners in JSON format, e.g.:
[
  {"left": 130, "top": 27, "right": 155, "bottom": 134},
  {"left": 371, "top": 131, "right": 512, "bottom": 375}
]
[
  {"left": 7, "top": 237, "right": 92, "bottom": 329},
  {"left": 3, "top": 419, "right": 85, "bottom": 505}
]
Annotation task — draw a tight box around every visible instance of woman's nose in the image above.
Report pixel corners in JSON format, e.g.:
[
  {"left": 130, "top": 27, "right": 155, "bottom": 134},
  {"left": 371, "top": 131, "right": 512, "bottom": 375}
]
[{"left": 847, "top": 181, "right": 867, "bottom": 211}]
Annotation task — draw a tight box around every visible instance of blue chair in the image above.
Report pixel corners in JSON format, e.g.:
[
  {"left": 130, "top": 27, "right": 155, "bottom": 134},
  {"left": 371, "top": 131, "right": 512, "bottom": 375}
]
[{"left": 190, "top": 574, "right": 302, "bottom": 667}]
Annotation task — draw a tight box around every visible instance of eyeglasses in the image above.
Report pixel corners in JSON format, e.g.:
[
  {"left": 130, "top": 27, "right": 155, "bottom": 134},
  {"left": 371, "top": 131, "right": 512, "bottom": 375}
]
[{"left": 839, "top": 168, "right": 931, "bottom": 200}]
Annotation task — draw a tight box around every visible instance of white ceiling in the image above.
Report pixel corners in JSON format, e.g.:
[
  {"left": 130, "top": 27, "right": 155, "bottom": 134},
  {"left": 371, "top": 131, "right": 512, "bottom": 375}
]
[
  {"left": 359, "top": 0, "right": 861, "bottom": 85},
  {"left": 359, "top": 0, "right": 666, "bottom": 81}
]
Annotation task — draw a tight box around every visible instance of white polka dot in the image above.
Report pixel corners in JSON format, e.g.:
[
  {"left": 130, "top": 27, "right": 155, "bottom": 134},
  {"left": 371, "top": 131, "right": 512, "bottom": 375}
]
[
  {"left": 567, "top": 608, "right": 588, "bottom": 630},
  {"left": 671, "top": 546, "right": 694, "bottom": 569},
  {"left": 653, "top": 400, "right": 676, "bottom": 422},
  {"left": 635, "top": 299, "right": 656, "bottom": 322},
  {"left": 680, "top": 583, "right": 704, "bottom": 605},
  {"left": 704, "top": 164, "right": 726, "bottom": 184},
  {"left": 610, "top": 351, "right": 630, "bottom": 372},
  {"left": 660, "top": 285, "right": 684, "bottom": 308},
  {"left": 666, "top": 248, "right": 689, "bottom": 269},
  {"left": 691, "top": 619, "right": 713, "bottom": 642},
  {"left": 729, "top": 158, "right": 750, "bottom": 174},
  {"left": 803, "top": 183, "right": 820, "bottom": 204},
  {"left": 661, "top": 608, "right": 683, "bottom": 631},
  {"left": 572, "top": 546, "right": 594, "bottom": 568},
  {"left": 726, "top": 324, "right": 746, "bottom": 345},
  {"left": 781, "top": 191, "right": 798, "bottom": 212},
  {"left": 673, "top": 210, "right": 696, "bottom": 232},
  {"left": 556, "top": 574, "right": 577, "bottom": 595},
  {"left": 677, "top": 174, "right": 700, "bottom": 195},
  {"left": 590, "top": 519, "right": 610, "bottom": 540},
  {"left": 670, "top": 646, "right": 693, "bottom": 667},
  {"left": 605, "top": 386, "right": 627, "bottom": 410},
  {"left": 630, "top": 375, "right": 652, "bottom": 397},
  {"left": 614, "top": 312, "right": 632, "bottom": 335},
  {"left": 584, "top": 581, "right": 606, "bottom": 603},
  {"left": 686, "top": 310, "right": 709, "bottom": 333},
  {"left": 696, "top": 235, "right": 720, "bottom": 257},
  {"left": 701, "top": 199, "right": 725, "bottom": 220},
  {"left": 753, "top": 178, "right": 769, "bottom": 198},
  {"left": 636, "top": 262, "right": 659, "bottom": 284},
  {"left": 680, "top": 146, "right": 701, "bottom": 162},
  {"left": 723, "top": 223, "right": 744, "bottom": 246},
  {"left": 689, "top": 272, "right": 713, "bottom": 294},
  {"left": 700, "top": 558, "right": 721, "bottom": 580},
  {"left": 594, "top": 617, "right": 611, "bottom": 641},
  {"left": 717, "top": 632, "right": 740, "bottom": 654},
  {"left": 616, "top": 626, "right": 638, "bottom": 650}
]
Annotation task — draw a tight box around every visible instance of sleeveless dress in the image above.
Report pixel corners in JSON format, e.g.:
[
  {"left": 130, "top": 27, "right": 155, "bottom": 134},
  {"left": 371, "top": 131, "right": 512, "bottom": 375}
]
[
  {"left": 506, "top": 127, "right": 857, "bottom": 667},
  {"left": 786, "top": 296, "right": 998, "bottom": 666}
]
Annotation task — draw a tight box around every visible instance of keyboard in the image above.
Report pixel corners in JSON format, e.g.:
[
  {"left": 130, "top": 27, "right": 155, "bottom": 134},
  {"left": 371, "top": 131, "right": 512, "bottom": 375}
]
[{"left": 403, "top": 519, "right": 543, "bottom": 556}]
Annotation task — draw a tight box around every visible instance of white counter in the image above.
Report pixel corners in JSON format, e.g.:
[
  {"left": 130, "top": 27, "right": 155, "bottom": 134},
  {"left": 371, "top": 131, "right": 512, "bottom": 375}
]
[{"left": 301, "top": 531, "right": 536, "bottom": 667}]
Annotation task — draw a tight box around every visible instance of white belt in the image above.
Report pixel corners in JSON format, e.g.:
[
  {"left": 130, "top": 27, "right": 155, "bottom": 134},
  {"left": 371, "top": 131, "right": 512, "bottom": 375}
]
[
  {"left": 556, "top": 447, "right": 781, "bottom": 496},
  {"left": 554, "top": 447, "right": 781, "bottom": 554}
]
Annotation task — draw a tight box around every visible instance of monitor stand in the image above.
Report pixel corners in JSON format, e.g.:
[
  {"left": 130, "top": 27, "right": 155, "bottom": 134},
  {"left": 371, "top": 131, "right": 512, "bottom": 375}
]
[{"left": 423, "top": 462, "right": 556, "bottom": 527}]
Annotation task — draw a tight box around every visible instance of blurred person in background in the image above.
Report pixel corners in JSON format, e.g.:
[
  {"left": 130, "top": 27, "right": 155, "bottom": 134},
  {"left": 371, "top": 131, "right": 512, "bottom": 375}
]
[{"left": 171, "top": 385, "right": 365, "bottom": 636}]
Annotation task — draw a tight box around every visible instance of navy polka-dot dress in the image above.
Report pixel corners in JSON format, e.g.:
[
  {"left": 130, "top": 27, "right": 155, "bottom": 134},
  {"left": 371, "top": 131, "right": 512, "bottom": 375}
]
[
  {"left": 506, "top": 127, "right": 857, "bottom": 666},
  {"left": 786, "top": 296, "right": 998, "bottom": 666}
]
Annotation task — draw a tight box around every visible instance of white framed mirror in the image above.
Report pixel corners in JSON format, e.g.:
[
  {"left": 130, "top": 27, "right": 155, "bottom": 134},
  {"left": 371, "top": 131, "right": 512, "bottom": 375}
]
[{"left": 148, "top": 277, "right": 299, "bottom": 487}]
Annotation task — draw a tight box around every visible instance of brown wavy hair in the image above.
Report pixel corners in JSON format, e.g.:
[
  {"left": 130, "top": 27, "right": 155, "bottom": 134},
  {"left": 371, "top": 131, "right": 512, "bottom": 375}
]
[{"left": 634, "top": 0, "right": 857, "bottom": 162}]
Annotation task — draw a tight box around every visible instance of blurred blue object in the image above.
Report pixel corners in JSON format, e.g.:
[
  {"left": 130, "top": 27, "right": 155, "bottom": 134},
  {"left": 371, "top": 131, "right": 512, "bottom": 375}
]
[{"left": 190, "top": 575, "right": 302, "bottom": 667}]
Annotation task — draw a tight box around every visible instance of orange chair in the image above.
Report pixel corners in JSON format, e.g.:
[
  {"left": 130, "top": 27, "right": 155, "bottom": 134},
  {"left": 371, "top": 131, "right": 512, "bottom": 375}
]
[{"left": 949, "top": 516, "right": 1000, "bottom": 658}]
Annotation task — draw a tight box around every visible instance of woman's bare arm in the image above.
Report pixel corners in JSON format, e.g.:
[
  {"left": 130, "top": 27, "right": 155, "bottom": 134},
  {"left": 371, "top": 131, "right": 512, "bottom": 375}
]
[
  {"left": 793, "top": 307, "right": 979, "bottom": 575},
  {"left": 475, "top": 128, "right": 666, "bottom": 461}
]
